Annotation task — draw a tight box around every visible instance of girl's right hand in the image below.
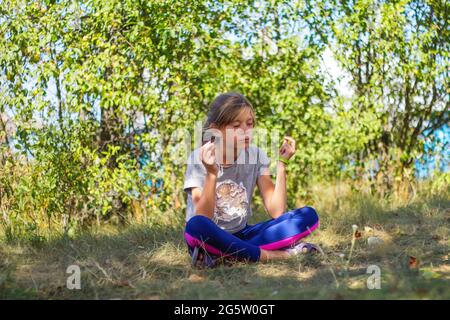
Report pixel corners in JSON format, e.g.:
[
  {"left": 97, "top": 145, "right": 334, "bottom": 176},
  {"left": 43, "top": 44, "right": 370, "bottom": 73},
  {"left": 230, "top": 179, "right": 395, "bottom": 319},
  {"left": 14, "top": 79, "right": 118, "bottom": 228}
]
[{"left": 200, "top": 141, "right": 219, "bottom": 176}]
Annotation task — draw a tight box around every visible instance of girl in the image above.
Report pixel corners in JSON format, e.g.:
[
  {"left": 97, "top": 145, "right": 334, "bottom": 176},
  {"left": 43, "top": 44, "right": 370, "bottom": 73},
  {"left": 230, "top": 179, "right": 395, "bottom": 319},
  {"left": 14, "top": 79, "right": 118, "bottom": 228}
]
[{"left": 183, "top": 92, "right": 319, "bottom": 267}]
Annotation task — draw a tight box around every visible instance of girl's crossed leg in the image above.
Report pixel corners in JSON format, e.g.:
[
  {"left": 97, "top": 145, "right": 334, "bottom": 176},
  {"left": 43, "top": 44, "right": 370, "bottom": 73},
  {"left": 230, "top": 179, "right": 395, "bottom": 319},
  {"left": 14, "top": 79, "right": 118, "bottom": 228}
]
[{"left": 184, "top": 206, "right": 319, "bottom": 263}]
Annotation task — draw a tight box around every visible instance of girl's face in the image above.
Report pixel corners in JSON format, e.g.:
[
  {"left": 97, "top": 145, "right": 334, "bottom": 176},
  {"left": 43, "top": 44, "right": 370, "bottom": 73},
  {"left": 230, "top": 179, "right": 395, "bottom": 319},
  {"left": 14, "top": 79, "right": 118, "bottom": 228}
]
[{"left": 220, "top": 107, "right": 254, "bottom": 151}]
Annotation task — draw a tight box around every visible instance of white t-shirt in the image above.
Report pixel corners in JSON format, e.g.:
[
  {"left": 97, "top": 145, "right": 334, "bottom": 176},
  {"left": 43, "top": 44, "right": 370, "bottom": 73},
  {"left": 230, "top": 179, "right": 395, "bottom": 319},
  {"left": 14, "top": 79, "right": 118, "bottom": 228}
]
[{"left": 183, "top": 145, "right": 271, "bottom": 234}]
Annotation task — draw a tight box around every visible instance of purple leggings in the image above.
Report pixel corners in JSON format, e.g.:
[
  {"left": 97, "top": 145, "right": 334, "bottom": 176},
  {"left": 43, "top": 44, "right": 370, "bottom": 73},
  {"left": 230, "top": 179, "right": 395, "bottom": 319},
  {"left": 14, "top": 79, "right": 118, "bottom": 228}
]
[{"left": 184, "top": 206, "right": 319, "bottom": 262}]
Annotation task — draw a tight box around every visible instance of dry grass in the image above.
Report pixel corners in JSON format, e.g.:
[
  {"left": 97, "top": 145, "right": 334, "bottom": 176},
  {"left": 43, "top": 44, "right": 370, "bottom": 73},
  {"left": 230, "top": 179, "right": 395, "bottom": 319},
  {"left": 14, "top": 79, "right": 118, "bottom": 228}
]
[{"left": 0, "top": 181, "right": 449, "bottom": 299}]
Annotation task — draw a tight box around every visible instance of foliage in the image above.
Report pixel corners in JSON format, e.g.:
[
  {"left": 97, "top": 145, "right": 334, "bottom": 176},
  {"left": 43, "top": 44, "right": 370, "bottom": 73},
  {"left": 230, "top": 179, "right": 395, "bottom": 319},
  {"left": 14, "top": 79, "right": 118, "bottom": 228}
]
[{"left": 0, "top": 0, "right": 448, "bottom": 239}]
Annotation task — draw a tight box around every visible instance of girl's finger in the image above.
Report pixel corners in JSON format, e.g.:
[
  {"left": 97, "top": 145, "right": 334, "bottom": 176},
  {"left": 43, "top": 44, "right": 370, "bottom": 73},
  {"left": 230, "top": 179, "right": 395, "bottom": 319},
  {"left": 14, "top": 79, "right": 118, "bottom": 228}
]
[
  {"left": 211, "top": 146, "right": 215, "bottom": 157},
  {"left": 203, "top": 144, "right": 213, "bottom": 156},
  {"left": 284, "top": 136, "right": 295, "bottom": 144},
  {"left": 286, "top": 142, "right": 294, "bottom": 150},
  {"left": 284, "top": 135, "right": 294, "bottom": 141},
  {"left": 202, "top": 150, "right": 208, "bottom": 161},
  {"left": 201, "top": 143, "right": 210, "bottom": 156},
  {"left": 281, "top": 145, "right": 290, "bottom": 153},
  {"left": 204, "top": 141, "right": 212, "bottom": 148},
  {"left": 207, "top": 141, "right": 216, "bottom": 151}
]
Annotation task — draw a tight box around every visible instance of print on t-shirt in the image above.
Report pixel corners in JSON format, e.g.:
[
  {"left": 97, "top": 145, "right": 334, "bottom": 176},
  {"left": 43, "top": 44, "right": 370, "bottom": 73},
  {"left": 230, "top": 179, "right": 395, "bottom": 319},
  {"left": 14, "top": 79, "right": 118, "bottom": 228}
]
[{"left": 213, "top": 179, "right": 249, "bottom": 225}]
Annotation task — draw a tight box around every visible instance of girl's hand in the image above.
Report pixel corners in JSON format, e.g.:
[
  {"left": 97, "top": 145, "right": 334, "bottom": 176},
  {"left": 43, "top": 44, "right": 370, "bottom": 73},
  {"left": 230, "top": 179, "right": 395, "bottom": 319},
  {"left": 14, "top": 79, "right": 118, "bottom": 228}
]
[
  {"left": 200, "top": 141, "right": 219, "bottom": 176},
  {"left": 279, "top": 136, "right": 296, "bottom": 160}
]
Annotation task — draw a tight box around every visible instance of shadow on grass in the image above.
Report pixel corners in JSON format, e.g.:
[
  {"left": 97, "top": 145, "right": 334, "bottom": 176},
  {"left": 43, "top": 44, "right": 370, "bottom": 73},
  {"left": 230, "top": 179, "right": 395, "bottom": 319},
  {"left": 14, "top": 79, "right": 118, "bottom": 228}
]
[{"left": 1, "top": 191, "right": 449, "bottom": 299}]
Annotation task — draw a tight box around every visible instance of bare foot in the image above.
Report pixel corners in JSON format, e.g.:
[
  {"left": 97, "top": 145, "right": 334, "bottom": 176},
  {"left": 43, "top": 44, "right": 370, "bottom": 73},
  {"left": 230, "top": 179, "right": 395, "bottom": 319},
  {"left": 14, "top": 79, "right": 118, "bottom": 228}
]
[{"left": 259, "top": 249, "right": 291, "bottom": 262}]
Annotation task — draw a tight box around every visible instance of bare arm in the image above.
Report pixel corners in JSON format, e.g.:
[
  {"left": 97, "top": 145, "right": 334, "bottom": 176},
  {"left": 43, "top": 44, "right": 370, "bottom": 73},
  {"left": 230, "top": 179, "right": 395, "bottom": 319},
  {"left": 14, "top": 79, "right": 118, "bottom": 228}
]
[
  {"left": 192, "top": 141, "right": 218, "bottom": 218},
  {"left": 191, "top": 172, "right": 217, "bottom": 218},
  {"left": 257, "top": 136, "right": 296, "bottom": 219},
  {"left": 257, "top": 161, "right": 287, "bottom": 219}
]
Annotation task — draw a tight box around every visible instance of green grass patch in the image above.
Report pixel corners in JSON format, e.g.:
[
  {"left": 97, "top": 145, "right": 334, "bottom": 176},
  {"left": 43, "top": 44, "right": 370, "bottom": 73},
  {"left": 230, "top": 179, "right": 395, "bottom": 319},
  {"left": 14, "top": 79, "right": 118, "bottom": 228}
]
[{"left": 1, "top": 183, "right": 448, "bottom": 299}]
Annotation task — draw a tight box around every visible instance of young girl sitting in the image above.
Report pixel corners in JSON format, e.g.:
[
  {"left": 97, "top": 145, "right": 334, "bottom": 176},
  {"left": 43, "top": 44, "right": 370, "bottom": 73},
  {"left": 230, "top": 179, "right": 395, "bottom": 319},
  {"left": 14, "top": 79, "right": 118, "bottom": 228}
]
[{"left": 183, "top": 92, "right": 320, "bottom": 267}]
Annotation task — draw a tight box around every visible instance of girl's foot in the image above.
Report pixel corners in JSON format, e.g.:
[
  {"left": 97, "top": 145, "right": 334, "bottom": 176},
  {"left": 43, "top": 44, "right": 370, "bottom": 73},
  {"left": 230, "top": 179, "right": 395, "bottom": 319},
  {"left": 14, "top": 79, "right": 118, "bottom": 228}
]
[
  {"left": 190, "top": 246, "right": 220, "bottom": 268},
  {"left": 285, "top": 242, "right": 321, "bottom": 256}
]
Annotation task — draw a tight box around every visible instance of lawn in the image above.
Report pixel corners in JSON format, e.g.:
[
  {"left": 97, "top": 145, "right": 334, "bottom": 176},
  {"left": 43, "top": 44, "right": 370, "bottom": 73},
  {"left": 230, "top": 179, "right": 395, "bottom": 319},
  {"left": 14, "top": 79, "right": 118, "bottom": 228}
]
[{"left": 1, "top": 182, "right": 449, "bottom": 299}]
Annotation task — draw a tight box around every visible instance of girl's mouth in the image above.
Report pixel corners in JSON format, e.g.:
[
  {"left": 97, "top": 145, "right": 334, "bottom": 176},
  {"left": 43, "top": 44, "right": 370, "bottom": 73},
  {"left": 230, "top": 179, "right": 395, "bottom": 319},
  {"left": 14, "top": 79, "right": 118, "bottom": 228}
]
[{"left": 236, "top": 137, "right": 250, "bottom": 146}]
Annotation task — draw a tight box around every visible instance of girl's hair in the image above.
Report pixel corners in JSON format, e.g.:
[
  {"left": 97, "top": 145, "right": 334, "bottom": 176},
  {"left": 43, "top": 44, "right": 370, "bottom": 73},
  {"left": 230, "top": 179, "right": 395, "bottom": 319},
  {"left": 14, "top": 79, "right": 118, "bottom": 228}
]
[{"left": 202, "top": 92, "right": 256, "bottom": 141}]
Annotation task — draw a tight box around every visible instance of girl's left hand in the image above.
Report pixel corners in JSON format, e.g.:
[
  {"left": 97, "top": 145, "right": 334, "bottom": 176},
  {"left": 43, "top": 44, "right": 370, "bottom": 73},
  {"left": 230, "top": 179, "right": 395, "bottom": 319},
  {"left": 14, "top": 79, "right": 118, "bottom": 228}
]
[{"left": 280, "top": 136, "right": 296, "bottom": 160}]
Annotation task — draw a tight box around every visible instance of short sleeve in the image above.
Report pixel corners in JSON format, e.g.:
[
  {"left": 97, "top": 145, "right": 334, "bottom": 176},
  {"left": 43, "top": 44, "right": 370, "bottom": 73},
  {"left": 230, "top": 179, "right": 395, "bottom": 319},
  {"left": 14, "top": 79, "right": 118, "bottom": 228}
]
[
  {"left": 183, "top": 149, "right": 207, "bottom": 192},
  {"left": 257, "top": 147, "right": 271, "bottom": 177}
]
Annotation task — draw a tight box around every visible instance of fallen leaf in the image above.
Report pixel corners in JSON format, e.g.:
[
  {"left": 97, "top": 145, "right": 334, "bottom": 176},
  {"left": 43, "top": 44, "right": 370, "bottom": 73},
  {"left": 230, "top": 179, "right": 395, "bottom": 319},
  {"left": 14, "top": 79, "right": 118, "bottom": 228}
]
[
  {"left": 364, "top": 226, "right": 373, "bottom": 233},
  {"left": 188, "top": 274, "right": 205, "bottom": 282},
  {"left": 409, "top": 256, "right": 419, "bottom": 269}
]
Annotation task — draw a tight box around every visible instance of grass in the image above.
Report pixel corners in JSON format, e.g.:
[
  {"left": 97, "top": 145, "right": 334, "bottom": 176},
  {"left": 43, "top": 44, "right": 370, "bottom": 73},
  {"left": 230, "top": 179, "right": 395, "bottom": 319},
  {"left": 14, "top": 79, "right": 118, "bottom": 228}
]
[{"left": 0, "top": 181, "right": 449, "bottom": 299}]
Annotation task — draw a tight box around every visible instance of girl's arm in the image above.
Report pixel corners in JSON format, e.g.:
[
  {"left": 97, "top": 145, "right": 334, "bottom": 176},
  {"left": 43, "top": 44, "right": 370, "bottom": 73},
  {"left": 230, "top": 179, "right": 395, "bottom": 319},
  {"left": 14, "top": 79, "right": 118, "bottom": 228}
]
[
  {"left": 257, "top": 136, "right": 296, "bottom": 219},
  {"left": 192, "top": 171, "right": 217, "bottom": 219},
  {"left": 192, "top": 141, "right": 218, "bottom": 218},
  {"left": 257, "top": 161, "right": 287, "bottom": 219}
]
